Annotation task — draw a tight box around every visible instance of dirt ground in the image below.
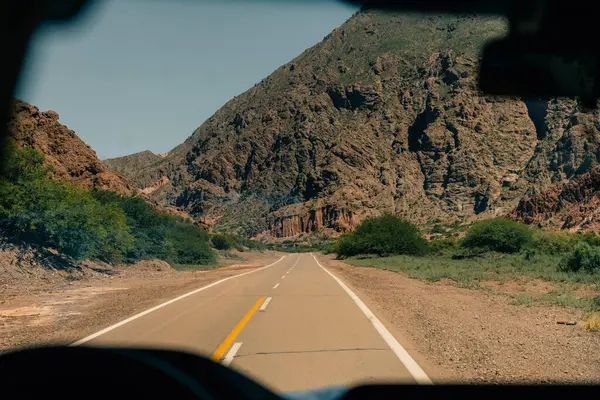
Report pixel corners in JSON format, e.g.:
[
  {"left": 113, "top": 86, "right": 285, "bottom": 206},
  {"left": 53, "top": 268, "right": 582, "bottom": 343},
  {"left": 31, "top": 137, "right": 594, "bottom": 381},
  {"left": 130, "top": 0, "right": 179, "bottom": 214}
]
[
  {"left": 319, "top": 255, "right": 600, "bottom": 384},
  {"left": 0, "top": 250, "right": 283, "bottom": 352}
]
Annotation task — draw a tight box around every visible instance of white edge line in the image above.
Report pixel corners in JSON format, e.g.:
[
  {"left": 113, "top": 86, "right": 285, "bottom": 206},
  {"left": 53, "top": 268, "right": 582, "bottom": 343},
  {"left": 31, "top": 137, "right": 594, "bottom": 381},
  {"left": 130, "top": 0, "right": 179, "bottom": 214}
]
[
  {"left": 70, "top": 256, "right": 287, "bottom": 346},
  {"left": 273, "top": 283, "right": 280, "bottom": 289},
  {"left": 259, "top": 297, "right": 272, "bottom": 311},
  {"left": 312, "top": 254, "right": 433, "bottom": 385},
  {"left": 282, "top": 275, "right": 286, "bottom": 279},
  {"left": 222, "top": 342, "right": 242, "bottom": 366}
]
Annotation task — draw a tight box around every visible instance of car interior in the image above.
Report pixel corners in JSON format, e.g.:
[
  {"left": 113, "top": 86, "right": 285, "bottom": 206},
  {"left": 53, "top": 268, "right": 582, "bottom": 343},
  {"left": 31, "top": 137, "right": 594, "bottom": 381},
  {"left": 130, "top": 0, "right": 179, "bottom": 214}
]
[{"left": 1, "top": 1, "right": 598, "bottom": 398}]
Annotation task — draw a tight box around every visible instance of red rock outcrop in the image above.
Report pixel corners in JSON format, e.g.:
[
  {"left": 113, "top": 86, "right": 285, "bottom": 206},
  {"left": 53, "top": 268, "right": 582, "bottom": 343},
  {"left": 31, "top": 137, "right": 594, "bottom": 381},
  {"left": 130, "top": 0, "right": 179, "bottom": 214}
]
[
  {"left": 511, "top": 168, "right": 600, "bottom": 232},
  {"left": 7, "top": 99, "right": 134, "bottom": 196}
]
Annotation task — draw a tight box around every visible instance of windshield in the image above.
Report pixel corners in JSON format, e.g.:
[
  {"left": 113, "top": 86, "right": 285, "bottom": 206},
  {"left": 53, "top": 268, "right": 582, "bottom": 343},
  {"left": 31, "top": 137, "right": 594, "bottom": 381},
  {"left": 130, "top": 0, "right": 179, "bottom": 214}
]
[{"left": 1, "top": 0, "right": 599, "bottom": 392}]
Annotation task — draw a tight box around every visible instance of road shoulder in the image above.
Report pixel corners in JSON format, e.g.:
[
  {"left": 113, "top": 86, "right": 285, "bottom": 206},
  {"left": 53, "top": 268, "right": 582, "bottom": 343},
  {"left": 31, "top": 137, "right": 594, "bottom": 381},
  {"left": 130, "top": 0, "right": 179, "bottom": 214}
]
[{"left": 316, "top": 254, "right": 600, "bottom": 384}]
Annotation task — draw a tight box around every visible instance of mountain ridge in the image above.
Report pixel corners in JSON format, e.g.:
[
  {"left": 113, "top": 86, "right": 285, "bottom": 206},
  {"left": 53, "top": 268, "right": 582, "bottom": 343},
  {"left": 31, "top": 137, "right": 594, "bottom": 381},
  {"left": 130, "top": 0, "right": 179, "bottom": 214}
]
[
  {"left": 6, "top": 99, "right": 211, "bottom": 228},
  {"left": 103, "top": 150, "right": 164, "bottom": 179},
  {"left": 7, "top": 99, "right": 135, "bottom": 196},
  {"left": 101, "top": 10, "right": 600, "bottom": 237}
]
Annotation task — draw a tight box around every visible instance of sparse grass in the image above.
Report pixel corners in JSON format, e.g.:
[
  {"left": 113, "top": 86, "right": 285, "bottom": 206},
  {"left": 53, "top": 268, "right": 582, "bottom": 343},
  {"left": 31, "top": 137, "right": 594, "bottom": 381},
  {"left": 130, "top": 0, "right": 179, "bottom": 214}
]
[
  {"left": 504, "top": 287, "right": 598, "bottom": 309},
  {"left": 345, "top": 252, "right": 600, "bottom": 309},
  {"left": 510, "top": 294, "right": 534, "bottom": 306},
  {"left": 348, "top": 252, "right": 571, "bottom": 283},
  {"left": 338, "top": 214, "right": 600, "bottom": 311},
  {"left": 536, "top": 291, "right": 596, "bottom": 309}
]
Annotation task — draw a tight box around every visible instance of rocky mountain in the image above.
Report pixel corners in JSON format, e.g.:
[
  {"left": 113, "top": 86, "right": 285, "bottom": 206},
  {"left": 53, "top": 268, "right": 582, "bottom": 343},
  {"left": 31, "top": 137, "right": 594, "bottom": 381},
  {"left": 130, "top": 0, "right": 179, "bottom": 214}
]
[
  {"left": 5, "top": 100, "right": 213, "bottom": 230},
  {"left": 7, "top": 100, "right": 135, "bottom": 195},
  {"left": 103, "top": 150, "right": 164, "bottom": 179},
  {"left": 512, "top": 167, "right": 600, "bottom": 232},
  {"left": 110, "top": 10, "right": 600, "bottom": 237},
  {"left": 508, "top": 100, "right": 600, "bottom": 232}
]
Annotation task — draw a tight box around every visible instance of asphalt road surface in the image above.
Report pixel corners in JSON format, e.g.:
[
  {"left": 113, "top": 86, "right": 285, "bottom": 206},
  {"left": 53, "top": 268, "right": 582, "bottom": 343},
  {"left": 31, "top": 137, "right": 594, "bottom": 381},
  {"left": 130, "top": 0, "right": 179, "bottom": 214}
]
[{"left": 76, "top": 253, "right": 431, "bottom": 392}]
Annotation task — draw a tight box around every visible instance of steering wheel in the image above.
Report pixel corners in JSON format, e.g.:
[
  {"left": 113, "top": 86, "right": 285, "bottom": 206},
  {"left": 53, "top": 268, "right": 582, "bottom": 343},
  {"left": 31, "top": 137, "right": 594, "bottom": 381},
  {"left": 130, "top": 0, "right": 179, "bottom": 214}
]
[{"left": 0, "top": 346, "right": 281, "bottom": 400}]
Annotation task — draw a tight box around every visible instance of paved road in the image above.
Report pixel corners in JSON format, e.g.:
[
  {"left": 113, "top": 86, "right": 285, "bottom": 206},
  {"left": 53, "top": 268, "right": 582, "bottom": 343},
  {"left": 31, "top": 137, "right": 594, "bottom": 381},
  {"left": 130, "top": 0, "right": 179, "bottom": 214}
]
[{"left": 81, "top": 253, "right": 429, "bottom": 392}]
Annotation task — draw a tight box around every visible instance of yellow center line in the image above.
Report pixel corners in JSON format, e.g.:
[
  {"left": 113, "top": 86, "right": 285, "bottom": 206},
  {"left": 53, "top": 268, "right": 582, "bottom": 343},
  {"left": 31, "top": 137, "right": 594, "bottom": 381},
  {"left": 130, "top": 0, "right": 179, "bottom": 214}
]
[{"left": 211, "top": 297, "right": 265, "bottom": 361}]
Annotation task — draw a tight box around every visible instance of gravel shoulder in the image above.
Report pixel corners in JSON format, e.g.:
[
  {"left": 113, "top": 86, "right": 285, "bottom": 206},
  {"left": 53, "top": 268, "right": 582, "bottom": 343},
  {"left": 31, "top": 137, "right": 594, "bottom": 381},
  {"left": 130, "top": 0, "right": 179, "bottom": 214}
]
[
  {"left": 0, "top": 251, "right": 284, "bottom": 352},
  {"left": 317, "top": 254, "right": 600, "bottom": 384}
]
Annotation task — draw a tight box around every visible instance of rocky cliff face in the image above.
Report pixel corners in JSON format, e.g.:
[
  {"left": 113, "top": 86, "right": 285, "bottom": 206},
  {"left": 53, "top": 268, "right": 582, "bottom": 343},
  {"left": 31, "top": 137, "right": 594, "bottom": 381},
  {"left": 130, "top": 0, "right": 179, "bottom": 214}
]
[
  {"left": 7, "top": 100, "right": 134, "bottom": 196},
  {"left": 117, "top": 10, "right": 600, "bottom": 237},
  {"left": 512, "top": 167, "right": 600, "bottom": 232},
  {"left": 507, "top": 100, "right": 600, "bottom": 232}
]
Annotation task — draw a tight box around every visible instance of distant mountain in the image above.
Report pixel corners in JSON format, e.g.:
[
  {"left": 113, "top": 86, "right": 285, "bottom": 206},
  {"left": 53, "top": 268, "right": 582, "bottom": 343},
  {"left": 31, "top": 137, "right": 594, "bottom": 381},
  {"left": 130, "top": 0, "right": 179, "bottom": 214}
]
[
  {"left": 6, "top": 100, "right": 212, "bottom": 229},
  {"left": 103, "top": 150, "right": 164, "bottom": 179},
  {"left": 7, "top": 99, "right": 134, "bottom": 196},
  {"left": 94, "top": 10, "right": 600, "bottom": 237}
]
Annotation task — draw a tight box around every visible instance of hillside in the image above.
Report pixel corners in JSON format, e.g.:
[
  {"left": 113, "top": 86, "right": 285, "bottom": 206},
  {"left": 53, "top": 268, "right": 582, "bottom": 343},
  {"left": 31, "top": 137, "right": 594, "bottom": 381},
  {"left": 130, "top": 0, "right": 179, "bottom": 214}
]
[
  {"left": 6, "top": 99, "right": 211, "bottom": 230},
  {"left": 1, "top": 103, "right": 216, "bottom": 265},
  {"left": 103, "top": 150, "right": 163, "bottom": 179},
  {"left": 7, "top": 99, "right": 134, "bottom": 196},
  {"left": 116, "top": 10, "right": 600, "bottom": 237}
]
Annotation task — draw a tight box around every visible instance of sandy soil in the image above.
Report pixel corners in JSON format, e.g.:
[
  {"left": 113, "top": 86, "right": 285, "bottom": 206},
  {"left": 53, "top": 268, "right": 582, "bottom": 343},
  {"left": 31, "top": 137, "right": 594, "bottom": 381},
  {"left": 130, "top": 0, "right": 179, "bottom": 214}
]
[
  {"left": 0, "top": 251, "right": 284, "bottom": 352},
  {"left": 319, "top": 255, "right": 600, "bottom": 384}
]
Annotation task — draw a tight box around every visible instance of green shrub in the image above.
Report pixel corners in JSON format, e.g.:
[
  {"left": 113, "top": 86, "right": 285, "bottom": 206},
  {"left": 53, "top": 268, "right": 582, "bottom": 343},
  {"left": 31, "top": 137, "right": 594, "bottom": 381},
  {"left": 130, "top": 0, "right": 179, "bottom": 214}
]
[
  {"left": 211, "top": 234, "right": 232, "bottom": 250},
  {"left": 462, "top": 218, "right": 533, "bottom": 254},
  {"left": 532, "top": 230, "right": 577, "bottom": 255},
  {"left": 92, "top": 192, "right": 215, "bottom": 265},
  {"left": 239, "top": 238, "right": 266, "bottom": 251},
  {"left": 0, "top": 142, "right": 133, "bottom": 262},
  {"left": 559, "top": 242, "right": 600, "bottom": 273},
  {"left": 0, "top": 142, "right": 216, "bottom": 265},
  {"left": 210, "top": 233, "right": 248, "bottom": 251},
  {"left": 532, "top": 230, "right": 600, "bottom": 256},
  {"left": 93, "top": 193, "right": 167, "bottom": 262},
  {"left": 336, "top": 213, "right": 426, "bottom": 258},
  {"left": 532, "top": 230, "right": 600, "bottom": 255},
  {"left": 428, "top": 237, "right": 458, "bottom": 255},
  {"left": 166, "top": 222, "right": 216, "bottom": 265},
  {"left": 320, "top": 242, "right": 337, "bottom": 255},
  {"left": 431, "top": 224, "right": 445, "bottom": 234},
  {"left": 232, "top": 238, "right": 245, "bottom": 252},
  {"left": 579, "top": 232, "right": 600, "bottom": 247}
]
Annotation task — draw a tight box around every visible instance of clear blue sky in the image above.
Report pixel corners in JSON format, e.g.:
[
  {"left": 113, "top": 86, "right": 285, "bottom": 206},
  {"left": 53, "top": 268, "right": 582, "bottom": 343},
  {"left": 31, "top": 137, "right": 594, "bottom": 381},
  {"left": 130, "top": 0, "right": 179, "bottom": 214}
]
[{"left": 17, "top": 0, "right": 357, "bottom": 159}]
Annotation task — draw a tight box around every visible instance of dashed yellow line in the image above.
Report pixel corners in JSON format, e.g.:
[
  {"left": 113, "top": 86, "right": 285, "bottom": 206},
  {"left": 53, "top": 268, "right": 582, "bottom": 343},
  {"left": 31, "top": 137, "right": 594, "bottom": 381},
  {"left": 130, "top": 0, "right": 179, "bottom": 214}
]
[{"left": 211, "top": 297, "right": 265, "bottom": 361}]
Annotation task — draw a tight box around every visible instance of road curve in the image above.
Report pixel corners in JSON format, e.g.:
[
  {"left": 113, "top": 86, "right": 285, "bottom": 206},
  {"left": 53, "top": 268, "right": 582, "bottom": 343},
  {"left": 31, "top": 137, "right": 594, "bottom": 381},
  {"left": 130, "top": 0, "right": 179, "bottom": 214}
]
[{"left": 81, "top": 253, "right": 429, "bottom": 392}]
